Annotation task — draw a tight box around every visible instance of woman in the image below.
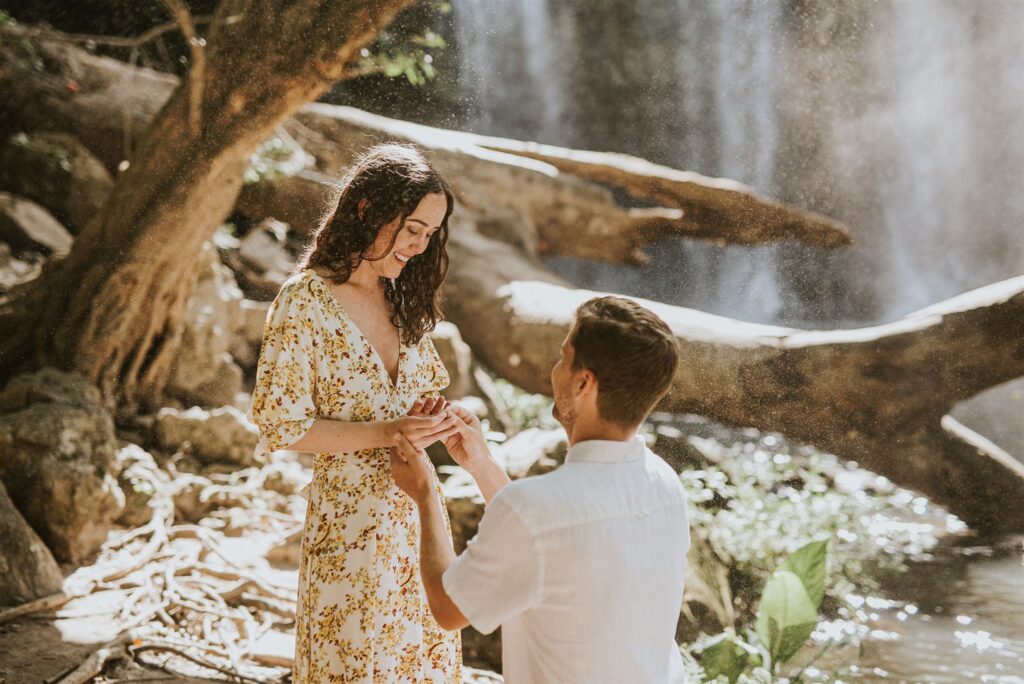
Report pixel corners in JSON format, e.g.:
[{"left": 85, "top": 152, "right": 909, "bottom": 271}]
[{"left": 248, "top": 144, "right": 464, "bottom": 682}]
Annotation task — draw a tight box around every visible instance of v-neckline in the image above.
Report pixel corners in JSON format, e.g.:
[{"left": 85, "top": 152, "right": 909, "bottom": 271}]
[{"left": 308, "top": 270, "right": 404, "bottom": 391}]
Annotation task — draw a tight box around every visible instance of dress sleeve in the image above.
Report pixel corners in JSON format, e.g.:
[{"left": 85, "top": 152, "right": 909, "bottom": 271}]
[
  {"left": 415, "top": 334, "right": 451, "bottom": 398},
  {"left": 247, "top": 282, "right": 319, "bottom": 457}
]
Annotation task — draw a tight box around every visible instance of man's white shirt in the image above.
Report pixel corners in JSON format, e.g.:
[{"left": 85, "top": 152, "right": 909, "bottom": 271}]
[{"left": 442, "top": 436, "right": 691, "bottom": 683}]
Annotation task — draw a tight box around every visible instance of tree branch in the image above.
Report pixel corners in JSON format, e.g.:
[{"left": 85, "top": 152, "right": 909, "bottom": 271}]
[{"left": 161, "top": 0, "right": 206, "bottom": 135}]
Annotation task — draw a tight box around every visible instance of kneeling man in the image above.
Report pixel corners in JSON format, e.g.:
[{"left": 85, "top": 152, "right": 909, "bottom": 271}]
[{"left": 391, "top": 296, "right": 690, "bottom": 683}]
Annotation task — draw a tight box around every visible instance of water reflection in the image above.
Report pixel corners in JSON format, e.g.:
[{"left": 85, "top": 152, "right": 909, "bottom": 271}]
[{"left": 819, "top": 542, "right": 1024, "bottom": 682}]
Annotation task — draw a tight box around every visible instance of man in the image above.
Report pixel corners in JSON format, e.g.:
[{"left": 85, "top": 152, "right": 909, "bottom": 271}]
[{"left": 392, "top": 296, "right": 690, "bottom": 683}]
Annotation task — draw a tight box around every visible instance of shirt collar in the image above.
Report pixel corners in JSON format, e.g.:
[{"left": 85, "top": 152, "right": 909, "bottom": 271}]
[{"left": 564, "top": 435, "right": 646, "bottom": 464}]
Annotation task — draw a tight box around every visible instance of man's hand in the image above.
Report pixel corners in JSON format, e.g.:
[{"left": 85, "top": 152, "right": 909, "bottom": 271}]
[
  {"left": 409, "top": 398, "right": 509, "bottom": 503},
  {"left": 410, "top": 398, "right": 489, "bottom": 469},
  {"left": 390, "top": 432, "right": 437, "bottom": 505},
  {"left": 443, "top": 405, "right": 491, "bottom": 471}
]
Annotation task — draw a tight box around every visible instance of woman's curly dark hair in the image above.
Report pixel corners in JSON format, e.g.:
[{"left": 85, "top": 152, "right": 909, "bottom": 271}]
[{"left": 297, "top": 144, "right": 454, "bottom": 346}]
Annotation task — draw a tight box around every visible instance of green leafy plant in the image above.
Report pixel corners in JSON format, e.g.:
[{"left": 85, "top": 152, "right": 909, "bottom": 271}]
[
  {"left": 695, "top": 540, "right": 828, "bottom": 682},
  {"left": 356, "top": 29, "right": 445, "bottom": 86},
  {"left": 755, "top": 540, "right": 828, "bottom": 669},
  {"left": 699, "top": 629, "right": 763, "bottom": 682}
]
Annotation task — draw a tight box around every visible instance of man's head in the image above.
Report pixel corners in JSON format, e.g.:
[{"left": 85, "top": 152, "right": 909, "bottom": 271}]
[{"left": 551, "top": 296, "right": 679, "bottom": 440}]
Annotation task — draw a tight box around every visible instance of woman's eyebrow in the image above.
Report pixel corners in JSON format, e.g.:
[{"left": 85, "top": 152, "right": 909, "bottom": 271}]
[{"left": 407, "top": 218, "right": 439, "bottom": 230}]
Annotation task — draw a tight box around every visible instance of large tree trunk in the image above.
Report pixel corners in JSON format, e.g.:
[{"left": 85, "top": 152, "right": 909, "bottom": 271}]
[
  {"left": 4, "top": 43, "right": 1023, "bottom": 532},
  {"left": 0, "top": 2, "right": 414, "bottom": 411}
]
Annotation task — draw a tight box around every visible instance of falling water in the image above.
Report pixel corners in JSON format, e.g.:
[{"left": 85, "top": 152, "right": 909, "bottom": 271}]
[
  {"left": 444, "top": 1, "right": 1024, "bottom": 680},
  {"left": 450, "top": 0, "right": 1024, "bottom": 326}
]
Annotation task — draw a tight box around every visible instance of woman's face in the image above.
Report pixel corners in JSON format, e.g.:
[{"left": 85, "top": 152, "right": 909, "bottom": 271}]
[{"left": 367, "top": 192, "right": 448, "bottom": 280}]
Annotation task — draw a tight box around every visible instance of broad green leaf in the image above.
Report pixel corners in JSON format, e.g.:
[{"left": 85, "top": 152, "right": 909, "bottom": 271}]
[
  {"left": 755, "top": 570, "right": 818, "bottom": 664},
  {"left": 700, "top": 632, "right": 762, "bottom": 683},
  {"left": 779, "top": 539, "right": 829, "bottom": 609}
]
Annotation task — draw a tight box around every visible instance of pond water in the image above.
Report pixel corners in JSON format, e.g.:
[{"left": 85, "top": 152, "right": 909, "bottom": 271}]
[{"left": 836, "top": 539, "right": 1024, "bottom": 683}]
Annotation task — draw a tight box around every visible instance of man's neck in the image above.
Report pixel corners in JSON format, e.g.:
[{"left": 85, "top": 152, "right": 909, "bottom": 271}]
[{"left": 567, "top": 420, "right": 638, "bottom": 448}]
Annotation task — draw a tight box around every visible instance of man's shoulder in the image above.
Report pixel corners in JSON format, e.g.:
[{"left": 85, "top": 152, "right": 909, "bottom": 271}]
[
  {"left": 643, "top": 447, "right": 689, "bottom": 501},
  {"left": 487, "top": 468, "right": 577, "bottom": 530},
  {"left": 490, "top": 469, "right": 564, "bottom": 511}
]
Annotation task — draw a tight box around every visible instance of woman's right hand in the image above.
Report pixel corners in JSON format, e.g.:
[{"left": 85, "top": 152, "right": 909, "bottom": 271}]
[{"left": 387, "top": 412, "right": 462, "bottom": 452}]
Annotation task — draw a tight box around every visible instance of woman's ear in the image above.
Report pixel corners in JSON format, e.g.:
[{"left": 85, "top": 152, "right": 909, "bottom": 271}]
[{"left": 357, "top": 198, "right": 370, "bottom": 221}]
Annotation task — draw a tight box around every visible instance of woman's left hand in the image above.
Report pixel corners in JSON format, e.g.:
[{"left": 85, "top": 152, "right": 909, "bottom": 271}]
[{"left": 409, "top": 396, "right": 448, "bottom": 417}]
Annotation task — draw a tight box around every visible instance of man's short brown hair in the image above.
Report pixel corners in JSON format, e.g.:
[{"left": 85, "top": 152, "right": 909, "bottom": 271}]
[{"left": 571, "top": 296, "right": 680, "bottom": 427}]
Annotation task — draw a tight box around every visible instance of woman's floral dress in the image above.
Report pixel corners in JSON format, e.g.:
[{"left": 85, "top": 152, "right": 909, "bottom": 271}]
[{"left": 248, "top": 269, "right": 461, "bottom": 683}]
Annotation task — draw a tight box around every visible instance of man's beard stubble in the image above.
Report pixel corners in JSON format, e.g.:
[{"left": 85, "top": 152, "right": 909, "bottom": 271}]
[{"left": 552, "top": 399, "right": 575, "bottom": 436}]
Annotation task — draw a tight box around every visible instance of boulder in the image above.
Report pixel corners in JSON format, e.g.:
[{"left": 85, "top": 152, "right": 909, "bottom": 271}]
[
  {"left": 446, "top": 492, "right": 485, "bottom": 555},
  {"left": 166, "top": 241, "right": 246, "bottom": 407},
  {"left": 114, "top": 444, "right": 163, "bottom": 528},
  {"left": 0, "top": 192, "right": 73, "bottom": 256},
  {"left": 236, "top": 218, "right": 293, "bottom": 297},
  {"left": 154, "top": 405, "right": 261, "bottom": 467},
  {"left": 0, "top": 479, "right": 64, "bottom": 606},
  {"left": 0, "top": 367, "right": 104, "bottom": 412},
  {"left": 492, "top": 427, "right": 567, "bottom": 479},
  {"left": 170, "top": 472, "right": 217, "bottom": 523},
  {"left": 230, "top": 298, "right": 270, "bottom": 370},
  {"left": 430, "top": 322, "right": 477, "bottom": 400},
  {"left": 0, "top": 370, "right": 124, "bottom": 564},
  {"left": 0, "top": 132, "right": 114, "bottom": 234},
  {"left": 650, "top": 424, "right": 716, "bottom": 471},
  {"left": 0, "top": 242, "right": 43, "bottom": 293}
]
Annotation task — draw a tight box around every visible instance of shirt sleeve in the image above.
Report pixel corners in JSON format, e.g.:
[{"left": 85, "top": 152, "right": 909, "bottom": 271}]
[
  {"left": 416, "top": 333, "right": 451, "bottom": 398},
  {"left": 247, "top": 281, "right": 319, "bottom": 458},
  {"left": 442, "top": 493, "right": 541, "bottom": 634}
]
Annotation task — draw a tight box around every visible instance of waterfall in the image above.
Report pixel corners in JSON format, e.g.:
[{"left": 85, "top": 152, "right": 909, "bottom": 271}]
[
  {"left": 447, "top": 0, "right": 1024, "bottom": 458},
  {"left": 449, "top": 0, "right": 1023, "bottom": 327}
]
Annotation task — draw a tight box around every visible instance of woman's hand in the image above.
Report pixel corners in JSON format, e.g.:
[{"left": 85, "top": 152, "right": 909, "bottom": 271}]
[
  {"left": 408, "top": 396, "right": 448, "bottom": 417},
  {"left": 387, "top": 410, "right": 461, "bottom": 452}
]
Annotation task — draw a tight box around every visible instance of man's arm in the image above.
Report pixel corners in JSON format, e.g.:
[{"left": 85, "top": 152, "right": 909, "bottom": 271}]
[
  {"left": 389, "top": 432, "right": 469, "bottom": 630},
  {"left": 416, "top": 481, "right": 470, "bottom": 631},
  {"left": 391, "top": 429, "right": 540, "bottom": 635},
  {"left": 443, "top": 405, "right": 512, "bottom": 503}
]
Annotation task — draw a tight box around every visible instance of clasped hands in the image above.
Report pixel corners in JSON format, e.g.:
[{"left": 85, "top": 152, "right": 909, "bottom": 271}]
[{"left": 388, "top": 396, "right": 489, "bottom": 502}]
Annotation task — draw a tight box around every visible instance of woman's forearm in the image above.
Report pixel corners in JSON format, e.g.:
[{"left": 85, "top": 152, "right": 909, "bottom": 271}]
[{"left": 286, "top": 418, "right": 392, "bottom": 454}]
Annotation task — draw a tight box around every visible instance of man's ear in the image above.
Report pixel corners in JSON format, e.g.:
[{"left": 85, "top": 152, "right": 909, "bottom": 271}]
[
  {"left": 357, "top": 198, "right": 370, "bottom": 221},
  {"left": 577, "top": 369, "right": 597, "bottom": 398}
]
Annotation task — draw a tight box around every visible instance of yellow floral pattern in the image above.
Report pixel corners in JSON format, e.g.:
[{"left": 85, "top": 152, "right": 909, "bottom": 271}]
[{"left": 248, "top": 269, "right": 461, "bottom": 683}]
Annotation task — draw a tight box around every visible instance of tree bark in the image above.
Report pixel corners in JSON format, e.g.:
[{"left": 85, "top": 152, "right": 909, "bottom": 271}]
[{"left": 0, "top": 1, "right": 415, "bottom": 410}]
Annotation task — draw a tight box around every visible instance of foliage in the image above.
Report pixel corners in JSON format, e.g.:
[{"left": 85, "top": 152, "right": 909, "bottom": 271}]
[
  {"left": 11, "top": 132, "right": 72, "bottom": 173},
  {"left": 755, "top": 540, "right": 828, "bottom": 666},
  {"left": 357, "top": 29, "right": 446, "bottom": 86},
  {"left": 691, "top": 542, "right": 828, "bottom": 682},
  {"left": 492, "top": 377, "right": 560, "bottom": 433},
  {"left": 677, "top": 433, "right": 940, "bottom": 606},
  {"left": 698, "top": 629, "right": 764, "bottom": 682}
]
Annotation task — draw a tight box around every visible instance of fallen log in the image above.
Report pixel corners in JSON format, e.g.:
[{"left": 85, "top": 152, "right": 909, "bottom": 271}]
[{"left": 444, "top": 252, "right": 1024, "bottom": 533}]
